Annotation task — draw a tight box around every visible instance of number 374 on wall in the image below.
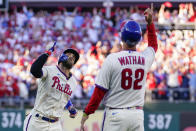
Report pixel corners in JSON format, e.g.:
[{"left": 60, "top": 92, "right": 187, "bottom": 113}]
[{"left": 0, "top": 111, "right": 25, "bottom": 131}]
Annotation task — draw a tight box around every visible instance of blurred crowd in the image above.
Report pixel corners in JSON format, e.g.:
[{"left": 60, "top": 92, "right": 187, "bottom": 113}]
[
  {"left": 158, "top": 2, "right": 196, "bottom": 24},
  {"left": 0, "top": 3, "right": 196, "bottom": 105}
]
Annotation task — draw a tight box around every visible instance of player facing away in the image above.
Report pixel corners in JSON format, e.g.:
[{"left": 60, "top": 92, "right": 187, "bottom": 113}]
[
  {"left": 23, "top": 42, "right": 79, "bottom": 131},
  {"left": 80, "top": 4, "right": 157, "bottom": 131}
]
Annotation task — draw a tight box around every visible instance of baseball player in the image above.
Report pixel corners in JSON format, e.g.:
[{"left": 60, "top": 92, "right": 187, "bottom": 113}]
[
  {"left": 80, "top": 4, "right": 157, "bottom": 131},
  {"left": 23, "top": 42, "right": 79, "bottom": 131}
]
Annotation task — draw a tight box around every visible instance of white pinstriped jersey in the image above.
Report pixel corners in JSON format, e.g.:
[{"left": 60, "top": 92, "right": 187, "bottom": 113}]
[
  {"left": 33, "top": 65, "right": 77, "bottom": 118},
  {"left": 95, "top": 47, "right": 155, "bottom": 108}
]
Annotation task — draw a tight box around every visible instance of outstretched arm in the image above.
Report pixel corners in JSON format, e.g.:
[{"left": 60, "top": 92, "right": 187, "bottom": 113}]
[
  {"left": 30, "top": 42, "right": 56, "bottom": 78},
  {"left": 144, "top": 4, "right": 158, "bottom": 52}
]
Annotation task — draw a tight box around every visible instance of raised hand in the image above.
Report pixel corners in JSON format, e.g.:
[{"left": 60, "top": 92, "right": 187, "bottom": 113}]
[
  {"left": 45, "top": 41, "right": 57, "bottom": 55},
  {"left": 144, "top": 3, "right": 153, "bottom": 25},
  {"left": 48, "top": 41, "right": 57, "bottom": 52}
]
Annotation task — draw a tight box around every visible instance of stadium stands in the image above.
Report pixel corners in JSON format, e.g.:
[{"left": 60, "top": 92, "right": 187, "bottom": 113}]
[{"left": 0, "top": 3, "right": 196, "bottom": 108}]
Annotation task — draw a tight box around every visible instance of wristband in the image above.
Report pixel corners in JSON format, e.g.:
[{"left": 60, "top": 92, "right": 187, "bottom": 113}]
[
  {"left": 65, "top": 100, "right": 73, "bottom": 109},
  {"left": 45, "top": 51, "right": 52, "bottom": 56},
  {"left": 83, "top": 111, "right": 88, "bottom": 117}
]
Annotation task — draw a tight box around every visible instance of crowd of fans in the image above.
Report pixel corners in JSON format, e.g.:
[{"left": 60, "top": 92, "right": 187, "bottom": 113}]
[
  {"left": 0, "top": 3, "right": 196, "bottom": 106},
  {"left": 158, "top": 3, "right": 196, "bottom": 24}
]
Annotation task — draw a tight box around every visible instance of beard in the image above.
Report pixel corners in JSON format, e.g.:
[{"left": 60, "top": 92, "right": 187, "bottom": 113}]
[{"left": 62, "top": 60, "right": 73, "bottom": 69}]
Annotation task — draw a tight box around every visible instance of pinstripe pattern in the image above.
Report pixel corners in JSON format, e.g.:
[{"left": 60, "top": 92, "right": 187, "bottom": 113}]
[
  {"left": 101, "top": 111, "right": 106, "bottom": 131},
  {"left": 26, "top": 115, "right": 32, "bottom": 131}
]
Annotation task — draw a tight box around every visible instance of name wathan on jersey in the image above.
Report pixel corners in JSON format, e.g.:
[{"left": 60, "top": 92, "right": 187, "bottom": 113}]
[
  {"left": 51, "top": 76, "right": 72, "bottom": 96},
  {"left": 118, "top": 55, "right": 145, "bottom": 66}
]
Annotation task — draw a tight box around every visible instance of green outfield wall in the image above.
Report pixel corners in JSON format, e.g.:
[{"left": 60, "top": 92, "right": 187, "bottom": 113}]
[
  {"left": 0, "top": 102, "right": 196, "bottom": 131},
  {"left": 144, "top": 102, "right": 196, "bottom": 112}
]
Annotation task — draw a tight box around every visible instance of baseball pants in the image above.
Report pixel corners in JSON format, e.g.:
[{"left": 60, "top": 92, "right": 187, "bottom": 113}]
[
  {"left": 23, "top": 110, "right": 62, "bottom": 131},
  {"left": 102, "top": 108, "right": 144, "bottom": 131}
]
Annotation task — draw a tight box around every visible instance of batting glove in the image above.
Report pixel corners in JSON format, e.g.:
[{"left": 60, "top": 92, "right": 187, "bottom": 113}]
[
  {"left": 69, "top": 106, "right": 77, "bottom": 118},
  {"left": 45, "top": 41, "right": 57, "bottom": 56}
]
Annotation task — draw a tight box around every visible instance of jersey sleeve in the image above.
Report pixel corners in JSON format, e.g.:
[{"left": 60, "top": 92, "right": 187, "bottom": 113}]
[
  {"left": 41, "top": 66, "right": 48, "bottom": 78},
  {"left": 142, "top": 47, "right": 155, "bottom": 71},
  {"left": 95, "top": 55, "right": 112, "bottom": 90}
]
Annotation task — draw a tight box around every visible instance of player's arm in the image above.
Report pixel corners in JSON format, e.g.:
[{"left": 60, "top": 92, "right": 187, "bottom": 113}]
[
  {"left": 144, "top": 4, "right": 158, "bottom": 52},
  {"left": 80, "top": 85, "right": 107, "bottom": 131},
  {"left": 80, "top": 55, "right": 111, "bottom": 131},
  {"left": 83, "top": 56, "right": 111, "bottom": 115},
  {"left": 30, "top": 42, "right": 56, "bottom": 78},
  {"left": 84, "top": 85, "right": 107, "bottom": 115}
]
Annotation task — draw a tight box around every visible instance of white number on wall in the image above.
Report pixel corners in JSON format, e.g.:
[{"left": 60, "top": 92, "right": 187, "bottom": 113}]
[
  {"left": 1, "top": 112, "right": 22, "bottom": 128},
  {"left": 148, "top": 114, "right": 172, "bottom": 130}
]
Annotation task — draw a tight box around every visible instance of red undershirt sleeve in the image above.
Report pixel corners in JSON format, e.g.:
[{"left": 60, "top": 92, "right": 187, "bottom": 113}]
[
  {"left": 147, "top": 23, "right": 158, "bottom": 52},
  {"left": 84, "top": 85, "right": 107, "bottom": 115}
]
